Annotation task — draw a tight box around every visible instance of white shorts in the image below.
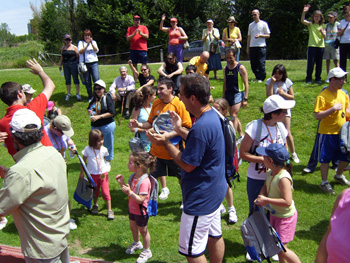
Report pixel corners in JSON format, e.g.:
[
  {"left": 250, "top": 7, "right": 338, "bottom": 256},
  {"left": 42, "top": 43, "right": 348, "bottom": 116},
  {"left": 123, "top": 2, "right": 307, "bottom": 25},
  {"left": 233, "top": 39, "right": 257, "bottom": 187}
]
[{"left": 178, "top": 206, "right": 222, "bottom": 257}]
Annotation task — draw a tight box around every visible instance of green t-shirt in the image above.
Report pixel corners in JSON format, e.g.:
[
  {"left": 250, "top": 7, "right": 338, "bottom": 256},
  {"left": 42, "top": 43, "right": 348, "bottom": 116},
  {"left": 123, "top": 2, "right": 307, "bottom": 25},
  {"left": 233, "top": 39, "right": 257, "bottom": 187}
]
[{"left": 308, "top": 23, "right": 325, "bottom": 48}]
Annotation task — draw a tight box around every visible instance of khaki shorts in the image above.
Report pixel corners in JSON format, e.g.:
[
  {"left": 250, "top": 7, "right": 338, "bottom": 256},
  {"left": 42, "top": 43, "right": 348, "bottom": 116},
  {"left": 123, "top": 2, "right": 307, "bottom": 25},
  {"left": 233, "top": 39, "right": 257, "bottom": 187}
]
[{"left": 323, "top": 45, "right": 339, "bottom": 60}]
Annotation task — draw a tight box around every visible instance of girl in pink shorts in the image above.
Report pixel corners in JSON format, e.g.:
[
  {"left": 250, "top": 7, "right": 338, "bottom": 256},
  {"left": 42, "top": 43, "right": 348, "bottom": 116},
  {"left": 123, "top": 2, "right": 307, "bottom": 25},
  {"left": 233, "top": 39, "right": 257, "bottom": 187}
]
[{"left": 255, "top": 143, "right": 301, "bottom": 263}]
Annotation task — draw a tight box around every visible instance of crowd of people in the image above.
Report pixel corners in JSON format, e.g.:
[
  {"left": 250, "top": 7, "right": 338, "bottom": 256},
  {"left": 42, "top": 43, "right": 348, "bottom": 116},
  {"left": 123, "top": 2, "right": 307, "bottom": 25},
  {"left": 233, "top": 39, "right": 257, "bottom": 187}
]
[{"left": 1, "top": 5, "right": 350, "bottom": 263}]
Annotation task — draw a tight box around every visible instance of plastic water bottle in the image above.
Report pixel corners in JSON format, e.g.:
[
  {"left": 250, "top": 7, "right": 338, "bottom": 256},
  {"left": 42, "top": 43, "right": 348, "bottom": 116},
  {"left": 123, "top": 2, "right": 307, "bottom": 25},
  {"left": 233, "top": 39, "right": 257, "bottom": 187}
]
[{"left": 69, "top": 145, "right": 76, "bottom": 159}]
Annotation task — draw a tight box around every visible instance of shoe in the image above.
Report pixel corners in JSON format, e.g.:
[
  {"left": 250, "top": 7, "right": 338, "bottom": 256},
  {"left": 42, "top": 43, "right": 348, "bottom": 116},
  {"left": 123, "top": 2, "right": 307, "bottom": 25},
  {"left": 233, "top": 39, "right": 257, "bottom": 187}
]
[
  {"left": 125, "top": 111, "right": 130, "bottom": 119},
  {"left": 257, "top": 80, "right": 263, "bottom": 83},
  {"left": 236, "top": 136, "right": 244, "bottom": 146},
  {"left": 76, "top": 94, "right": 81, "bottom": 101},
  {"left": 65, "top": 94, "right": 72, "bottom": 101},
  {"left": 228, "top": 207, "right": 238, "bottom": 224},
  {"left": 214, "top": 76, "right": 218, "bottom": 80},
  {"left": 272, "top": 254, "right": 279, "bottom": 261},
  {"left": 246, "top": 252, "right": 253, "bottom": 262},
  {"left": 325, "top": 78, "right": 330, "bottom": 83},
  {"left": 220, "top": 203, "right": 226, "bottom": 214},
  {"left": 69, "top": 218, "right": 77, "bottom": 230},
  {"left": 320, "top": 183, "right": 335, "bottom": 194},
  {"left": 125, "top": 242, "right": 143, "bottom": 254},
  {"left": 0, "top": 217, "right": 8, "bottom": 230},
  {"left": 137, "top": 250, "right": 152, "bottom": 263},
  {"left": 316, "top": 80, "right": 322, "bottom": 84},
  {"left": 180, "top": 202, "right": 184, "bottom": 210},
  {"left": 107, "top": 210, "right": 114, "bottom": 220},
  {"left": 303, "top": 167, "right": 313, "bottom": 174},
  {"left": 334, "top": 175, "right": 350, "bottom": 186},
  {"left": 91, "top": 205, "right": 99, "bottom": 215},
  {"left": 291, "top": 152, "right": 300, "bottom": 164},
  {"left": 159, "top": 187, "right": 170, "bottom": 200},
  {"left": 305, "top": 80, "right": 311, "bottom": 84}
]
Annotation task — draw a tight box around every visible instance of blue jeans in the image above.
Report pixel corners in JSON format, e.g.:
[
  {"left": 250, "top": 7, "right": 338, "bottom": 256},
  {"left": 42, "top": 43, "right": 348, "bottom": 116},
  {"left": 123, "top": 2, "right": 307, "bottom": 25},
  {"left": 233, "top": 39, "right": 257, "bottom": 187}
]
[
  {"left": 306, "top": 47, "right": 324, "bottom": 82},
  {"left": 247, "top": 177, "right": 265, "bottom": 214},
  {"left": 63, "top": 61, "right": 79, "bottom": 85},
  {"left": 249, "top": 47, "right": 267, "bottom": 81},
  {"left": 92, "top": 121, "right": 116, "bottom": 161},
  {"left": 84, "top": 62, "right": 99, "bottom": 99}
]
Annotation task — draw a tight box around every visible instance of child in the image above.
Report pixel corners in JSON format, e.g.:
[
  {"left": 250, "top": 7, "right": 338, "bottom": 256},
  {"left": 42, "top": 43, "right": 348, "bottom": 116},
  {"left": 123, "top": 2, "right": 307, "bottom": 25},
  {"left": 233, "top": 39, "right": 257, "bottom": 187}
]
[
  {"left": 255, "top": 143, "right": 301, "bottom": 263},
  {"left": 116, "top": 151, "right": 156, "bottom": 263},
  {"left": 80, "top": 129, "right": 114, "bottom": 220},
  {"left": 212, "top": 98, "right": 238, "bottom": 224},
  {"left": 301, "top": 4, "right": 326, "bottom": 84},
  {"left": 266, "top": 64, "right": 299, "bottom": 163}
]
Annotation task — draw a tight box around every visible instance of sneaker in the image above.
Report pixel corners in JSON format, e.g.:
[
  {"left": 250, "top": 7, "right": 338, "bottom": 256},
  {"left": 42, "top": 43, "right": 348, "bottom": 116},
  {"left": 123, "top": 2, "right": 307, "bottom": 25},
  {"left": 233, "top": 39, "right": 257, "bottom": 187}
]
[
  {"left": 65, "top": 94, "right": 72, "bottom": 101},
  {"left": 137, "top": 250, "right": 152, "bottom": 263},
  {"left": 159, "top": 187, "right": 170, "bottom": 200},
  {"left": 180, "top": 202, "right": 184, "bottom": 210},
  {"left": 246, "top": 252, "right": 253, "bottom": 262},
  {"left": 220, "top": 203, "right": 226, "bottom": 214},
  {"left": 257, "top": 80, "right": 263, "bottom": 83},
  {"left": 291, "top": 152, "right": 300, "bottom": 164},
  {"left": 320, "top": 182, "right": 335, "bottom": 194},
  {"left": 69, "top": 218, "right": 77, "bottom": 230},
  {"left": 334, "top": 175, "right": 350, "bottom": 186},
  {"left": 303, "top": 167, "right": 313, "bottom": 174},
  {"left": 305, "top": 80, "right": 311, "bottom": 84},
  {"left": 272, "top": 254, "right": 279, "bottom": 261},
  {"left": 107, "top": 210, "right": 114, "bottom": 220},
  {"left": 125, "top": 242, "right": 143, "bottom": 254},
  {"left": 325, "top": 78, "right": 330, "bottom": 83},
  {"left": 316, "top": 80, "right": 322, "bottom": 84},
  {"left": 76, "top": 94, "right": 81, "bottom": 101},
  {"left": 228, "top": 207, "right": 238, "bottom": 224},
  {"left": 0, "top": 217, "right": 8, "bottom": 230},
  {"left": 91, "top": 205, "right": 99, "bottom": 215},
  {"left": 125, "top": 110, "right": 130, "bottom": 119}
]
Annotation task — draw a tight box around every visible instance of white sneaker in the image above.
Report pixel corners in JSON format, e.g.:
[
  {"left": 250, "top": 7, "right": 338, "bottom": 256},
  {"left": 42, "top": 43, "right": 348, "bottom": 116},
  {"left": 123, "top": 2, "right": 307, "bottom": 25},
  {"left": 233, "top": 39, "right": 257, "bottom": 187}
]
[
  {"left": 159, "top": 187, "right": 170, "bottom": 200},
  {"left": 220, "top": 203, "right": 226, "bottom": 214},
  {"left": 246, "top": 252, "right": 253, "bottom": 262},
  {"left": 137, "top": 250, "right": 152, "bottom": 263},
  {"left": 291, "top": 152, "right": 300, "bottom": 163},
  {"left": 65, "top": 94, "right": 72, "bottom": 101},
  {"left": 76, "top": 94, "right": 81, "bottom": 101},
  {"left": 180, "top": 202, "right": 184, "bottom": 210},
  {"left": 0, "top": 217, "right": 8, "bottom": 230},
  {"left": 126, "top": 241, "right": 143, "bottom": 254},
  {"left": 228, "top": 206, "right": 238, "bottom": 224},
  {"left": 272, "top": 254, "right": 279, "bottom": 261},
  {"left": 325, "top": 78, "right": 330, "bottom": 83},
  {"left": 69, "top": 218, "right": 77, "bottom": 230},
  {"left": 303, "top": 167, "right": 312, "bottom": 173}
]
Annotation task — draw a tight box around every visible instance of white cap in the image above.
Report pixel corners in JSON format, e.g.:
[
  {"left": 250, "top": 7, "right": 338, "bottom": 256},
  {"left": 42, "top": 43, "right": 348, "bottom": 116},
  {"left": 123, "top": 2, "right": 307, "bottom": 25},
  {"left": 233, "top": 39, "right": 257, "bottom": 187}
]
[
  {"left": 263, "top": 95, "right": 296, "bottom": 114},
  {"left": 94, "top": 79, "right": 106, "bottom": 89},
  {"left": 22, "top": 84, "right": 36, "bottom": 94},
  {"left": 10, "top": 109, "right": 42, "bottom": 133},
  {"left": 206, "top": 19, "right": 214, "bottom": 24},
  {"left": 328, "top": 67, "right": 348, "bottom": 79}
]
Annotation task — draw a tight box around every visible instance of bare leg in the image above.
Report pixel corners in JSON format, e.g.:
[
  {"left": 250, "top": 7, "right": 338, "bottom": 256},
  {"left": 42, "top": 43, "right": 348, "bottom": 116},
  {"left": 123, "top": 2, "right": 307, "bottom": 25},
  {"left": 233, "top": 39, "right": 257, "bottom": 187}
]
[
  {"left": 333, "top": 59, "right": 339, "bottom": 68},
  {"left": 138, "top": 225, "right": 151, "bottom": 249},
  {"left": 214, "top": 70, "right": 218, "bottom": 78},
  {"left": 229, "top": 103, "right": 243, "bottom": 136},
  {"left": 320, "top": 163, "right": 329, "bottom": 181},
  {"left": 75, "top": 83, "right": 80, "bottom": 95},
  {"left": 335, "top": 161, "right": 349, "bottom": 176},
  {"left": 225, "top": 186, "right": 233, "bottom": 207},
  {"left": 159, "top": 176, "right": 166, "bottom": 189},
  {"left": 129, "top": 220, "right": 140, "bottom": 242},
  {"left": 66, "top": 84, "right": 71, "bottom": 95},
  {"left": 208, "top": 236, "right": 225, "bottom": 263},
  {"left": 186, "top": 255, "right": 207, "bottom": 263},
  {"left": 278, "top": 243, "right": 301, "bottom": 263},
  {"left": 326, "top": 60, "right": 331, "bottom": 76},
  {"left": 105, "top": 199, "right": 112, "bottom": 211}
]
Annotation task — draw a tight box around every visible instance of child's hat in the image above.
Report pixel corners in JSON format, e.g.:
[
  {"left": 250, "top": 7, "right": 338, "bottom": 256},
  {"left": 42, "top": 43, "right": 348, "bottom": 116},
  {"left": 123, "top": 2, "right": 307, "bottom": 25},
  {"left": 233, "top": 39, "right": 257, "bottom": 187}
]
[{"left": 256, "top": 143, "right": 289, "bottom": 165}]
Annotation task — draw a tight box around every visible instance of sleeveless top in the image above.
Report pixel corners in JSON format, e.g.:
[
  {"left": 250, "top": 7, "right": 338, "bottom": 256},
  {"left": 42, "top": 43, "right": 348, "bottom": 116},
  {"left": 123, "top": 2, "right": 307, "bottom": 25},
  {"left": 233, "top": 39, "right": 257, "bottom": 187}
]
[
  {"left": 137, "top": 105, "right": 152, "bottom": 152},
  {"left": 62, "top": 49, "right": 77, "bottom": 63},
  {"left": 165, "top": 59, "right": 179, "bottom": 74},
  {"left": 225, "top": 63, "right": 242, "bottom": 95},
  {"left": 169, "top": 28, "right": 181, "bottom": 45}
]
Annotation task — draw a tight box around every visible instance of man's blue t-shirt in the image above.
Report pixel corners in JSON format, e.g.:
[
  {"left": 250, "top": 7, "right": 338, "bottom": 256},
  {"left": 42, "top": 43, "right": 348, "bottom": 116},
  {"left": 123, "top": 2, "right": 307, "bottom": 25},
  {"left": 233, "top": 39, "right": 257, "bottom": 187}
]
[{"left": 181, "top": 108, "right": 227, "bottom": 216}]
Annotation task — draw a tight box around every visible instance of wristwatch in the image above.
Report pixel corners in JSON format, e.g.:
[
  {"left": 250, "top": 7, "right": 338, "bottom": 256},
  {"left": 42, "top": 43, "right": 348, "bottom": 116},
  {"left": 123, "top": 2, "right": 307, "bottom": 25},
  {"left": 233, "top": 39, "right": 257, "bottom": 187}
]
[{"left": 243, "top": 98, "right": 248, "bottom": 101}]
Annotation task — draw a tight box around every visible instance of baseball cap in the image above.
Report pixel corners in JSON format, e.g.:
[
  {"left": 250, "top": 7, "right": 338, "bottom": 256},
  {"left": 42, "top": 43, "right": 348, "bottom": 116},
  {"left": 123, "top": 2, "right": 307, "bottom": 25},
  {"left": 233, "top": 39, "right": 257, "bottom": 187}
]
[
  {"left": 263, "top": 95, "right": 295, "bottom": 114},
  {"left": 256, "top": 143, "right": 289, "bottom": 165},
  {"left": 22, "top": 84, "right": 36, "bottom": 94},
  {"left": 328, "top": 67, "right": 348, "bottom": 79},
  {"left": 10, "top": 109, "right": 42, "bottom": 133},
  {"left": 134, "top": 15, "right": 140, "bottom": 19},
  {"left": 47, "top": 101, "right": 54, "bottom": 111},
  {"left": 327, "top": 11, "right": 337, "bottom": 18},
  {"left": 170, "top": 17, "right": 177, "bottom": 22},
  {"left": 53, "top": 115, "right": 74, "bottom": 137},
  {"left": 227, "top": 16, "right": 237, "bottom": 23},
  {"left": 94, "top": 79, "right": 106, "bottom": 89},
  {"left": 206, "top": 19, "right": 214, "bottom": 24}
]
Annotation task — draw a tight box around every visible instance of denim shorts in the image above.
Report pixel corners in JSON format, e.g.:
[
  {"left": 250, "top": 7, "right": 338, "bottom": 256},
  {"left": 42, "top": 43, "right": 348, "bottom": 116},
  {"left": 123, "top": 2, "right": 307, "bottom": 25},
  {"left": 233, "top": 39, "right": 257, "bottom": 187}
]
[
  {"left": 130, "top": 50, "right": 148, "bottom": 64},
  {"left": 225, "top": 91, "right": 245, "bottom": 106}
]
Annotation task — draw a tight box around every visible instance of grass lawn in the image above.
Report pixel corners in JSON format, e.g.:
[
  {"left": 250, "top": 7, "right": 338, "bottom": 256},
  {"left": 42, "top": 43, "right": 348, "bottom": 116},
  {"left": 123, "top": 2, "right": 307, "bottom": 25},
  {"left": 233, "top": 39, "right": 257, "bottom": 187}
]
[{"left": 0, "top": 59, "right": 348, "bottom": 262}]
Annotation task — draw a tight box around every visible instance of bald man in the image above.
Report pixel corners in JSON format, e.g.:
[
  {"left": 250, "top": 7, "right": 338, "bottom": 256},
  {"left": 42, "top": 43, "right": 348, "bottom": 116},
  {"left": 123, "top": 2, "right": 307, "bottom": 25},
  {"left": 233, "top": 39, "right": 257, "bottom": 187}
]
[{"left": 189, "top": 51, "right": 210, "bottom": 79}]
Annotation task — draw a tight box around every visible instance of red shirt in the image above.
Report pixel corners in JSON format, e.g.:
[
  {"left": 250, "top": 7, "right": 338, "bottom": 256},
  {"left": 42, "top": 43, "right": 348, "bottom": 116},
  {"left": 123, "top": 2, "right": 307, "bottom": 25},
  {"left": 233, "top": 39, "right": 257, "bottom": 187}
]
[
  {"left": 126, "top": 25, "right": 149, "bottom": 51},
  {"left": 0, "top": 93, "right": 52, "bottom": 157}
]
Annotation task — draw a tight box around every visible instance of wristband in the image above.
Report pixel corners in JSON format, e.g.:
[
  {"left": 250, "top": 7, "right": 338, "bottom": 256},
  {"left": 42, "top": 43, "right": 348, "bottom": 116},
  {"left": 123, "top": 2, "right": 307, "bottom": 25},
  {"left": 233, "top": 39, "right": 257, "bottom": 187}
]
[{"left": 100, "top": 115, "right": 103, "bottom": 119}]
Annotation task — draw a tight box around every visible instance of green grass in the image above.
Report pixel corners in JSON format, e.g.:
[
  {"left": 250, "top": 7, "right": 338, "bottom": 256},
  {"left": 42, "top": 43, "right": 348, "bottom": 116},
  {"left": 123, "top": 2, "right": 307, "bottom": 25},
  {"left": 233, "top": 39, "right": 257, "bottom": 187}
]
[{"left": 0, "top": 60, "right": 348, "bottom": 262}]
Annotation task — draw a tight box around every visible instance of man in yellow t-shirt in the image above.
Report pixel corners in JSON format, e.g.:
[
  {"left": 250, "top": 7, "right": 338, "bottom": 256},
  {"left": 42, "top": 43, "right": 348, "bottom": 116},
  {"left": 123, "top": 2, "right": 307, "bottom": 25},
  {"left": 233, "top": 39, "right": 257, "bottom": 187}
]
[
  {"left": 314, "top": 67, "right": 350, "bottom": 194},
  {"left": 129, "top": 78, "right": 192, "bottom": 201},
  {"left": 189, "top": 51, "right": 210, "bottom": 78}
]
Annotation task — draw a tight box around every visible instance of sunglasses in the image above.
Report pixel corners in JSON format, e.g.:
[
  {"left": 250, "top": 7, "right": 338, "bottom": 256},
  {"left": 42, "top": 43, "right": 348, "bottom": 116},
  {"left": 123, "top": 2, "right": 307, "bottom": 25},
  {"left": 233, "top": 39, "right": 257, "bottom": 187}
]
[
  {"left": 141, "top": 69, "right": 148, "bottom": 72},
  {"left": 65, "top": 39, "right": 72, "bottom": 41},
  {"left": 167, "top": 57, "right": 174, "bottom": 60},
  {"left": 95, "top": 87, "right": 104, "bottom": 91}
]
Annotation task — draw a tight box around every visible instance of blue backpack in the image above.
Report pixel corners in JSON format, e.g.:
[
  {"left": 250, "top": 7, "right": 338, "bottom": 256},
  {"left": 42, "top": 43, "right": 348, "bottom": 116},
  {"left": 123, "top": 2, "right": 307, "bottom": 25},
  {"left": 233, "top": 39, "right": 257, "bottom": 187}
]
[{"left": 128, "top": 173, "right": 159, "bottom": 217}]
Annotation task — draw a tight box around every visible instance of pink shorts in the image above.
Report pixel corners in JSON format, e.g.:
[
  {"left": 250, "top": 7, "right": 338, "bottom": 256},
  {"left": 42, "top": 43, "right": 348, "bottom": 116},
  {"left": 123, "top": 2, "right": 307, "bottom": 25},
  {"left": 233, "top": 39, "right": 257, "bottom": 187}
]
[
  {"left": 270, "top": 210, "right": 298, "bottom": 244},
  {"left": 91, "top": 172, "right": 111, "bottom": 201}
]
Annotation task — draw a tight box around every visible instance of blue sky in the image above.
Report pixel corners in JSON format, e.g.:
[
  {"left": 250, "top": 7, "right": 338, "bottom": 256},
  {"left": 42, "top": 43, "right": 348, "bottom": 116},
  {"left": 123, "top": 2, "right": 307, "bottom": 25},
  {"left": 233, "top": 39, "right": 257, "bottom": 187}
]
[{"left": 0, "top": 0, "right": 40, "bottom": 36}]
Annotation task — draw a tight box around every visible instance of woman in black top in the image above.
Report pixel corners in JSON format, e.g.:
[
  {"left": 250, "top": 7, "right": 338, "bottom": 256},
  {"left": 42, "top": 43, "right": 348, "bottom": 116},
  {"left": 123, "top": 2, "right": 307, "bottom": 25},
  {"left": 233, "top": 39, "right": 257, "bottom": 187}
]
[
  {"left": 59, "top": 34, "right": 81, "bottom": 101},
  {"left": 128, "top": 60, "right": 155, "bottom": 91},
  {"left": 87, "top": 80, "right": 116, "bottom": 161}
]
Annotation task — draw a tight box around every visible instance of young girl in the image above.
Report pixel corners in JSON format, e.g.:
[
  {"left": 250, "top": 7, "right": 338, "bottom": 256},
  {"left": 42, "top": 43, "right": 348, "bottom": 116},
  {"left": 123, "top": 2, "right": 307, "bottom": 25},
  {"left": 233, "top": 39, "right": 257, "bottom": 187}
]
[
  {"left": 212, "top": 98, "right": 238, "bottom": 224},
  {"left": 301, "top": 4, "right": 326, "bottom": 84},
  {"left": 255, "top": 143, "right": 300, "bottom": 263},
  {"left": 130, "top": 86, "right": 156, "bottom": 152},
  {"left": 116, "top": 151, "right": 156, "bottom": 263},
  {"left": 266, "top": 64, "right": 299, "bottom": 163},
  {"left": 80, "top": 129, "right": 114, "bottom": 220}
]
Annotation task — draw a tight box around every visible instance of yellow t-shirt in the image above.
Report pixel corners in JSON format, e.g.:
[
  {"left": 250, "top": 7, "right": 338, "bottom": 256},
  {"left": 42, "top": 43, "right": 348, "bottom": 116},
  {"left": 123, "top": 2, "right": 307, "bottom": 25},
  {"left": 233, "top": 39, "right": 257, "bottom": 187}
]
[
  {"left": 189, "top": 56, "right": 208, "bottom": 77},
  {"left": 148, "top": 96, "right": 192, "bottom": 160},
  {"left": 308, "top": 23, "right": 325, "bottom": 48},
  {"left": 223, "top": 27, "right": 241, "bottom": 47},
  {"left": 314, "top": 89, "right": 348, "bottom": 134}
]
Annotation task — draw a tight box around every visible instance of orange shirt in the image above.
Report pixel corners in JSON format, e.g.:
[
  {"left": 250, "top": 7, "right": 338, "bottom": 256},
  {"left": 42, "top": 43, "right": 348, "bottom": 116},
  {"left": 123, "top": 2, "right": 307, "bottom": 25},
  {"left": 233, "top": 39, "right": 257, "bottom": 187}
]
[{"left": 168, "top": 28, "right": 182, "bottom": 45}]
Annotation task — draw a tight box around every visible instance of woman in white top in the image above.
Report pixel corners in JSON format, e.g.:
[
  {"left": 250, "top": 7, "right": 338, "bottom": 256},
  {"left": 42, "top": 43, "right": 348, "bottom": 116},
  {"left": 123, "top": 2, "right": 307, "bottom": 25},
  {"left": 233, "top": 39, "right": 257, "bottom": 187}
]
[
  {"left": 78, "top": 29, "right": 99, "bottom": 101},
  {"left": 338, "top": 6, "right": 350, "bottom": 74}
]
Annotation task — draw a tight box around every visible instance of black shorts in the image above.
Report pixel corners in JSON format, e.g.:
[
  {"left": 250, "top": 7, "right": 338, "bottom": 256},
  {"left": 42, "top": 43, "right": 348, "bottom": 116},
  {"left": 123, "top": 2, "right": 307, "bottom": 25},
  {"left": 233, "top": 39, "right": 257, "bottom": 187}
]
[
  {"left": 129, "top": 212, "right": 149, "bottom": 227},
  {"left": 152, "top": 157, "right": 181, "bottom": 179}
]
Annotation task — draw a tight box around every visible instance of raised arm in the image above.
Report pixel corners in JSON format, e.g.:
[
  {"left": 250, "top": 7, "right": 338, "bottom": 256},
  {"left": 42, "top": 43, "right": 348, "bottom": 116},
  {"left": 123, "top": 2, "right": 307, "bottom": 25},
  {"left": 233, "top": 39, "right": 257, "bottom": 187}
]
[
  {"left": 301, "top": 4, "right": 311, "bottom": 26},
  {"left": 128, "top": 60, "right": 140, "bottom": 80},
  {"left": 160, "top": 14, "right": 169, "bottom": 32}
]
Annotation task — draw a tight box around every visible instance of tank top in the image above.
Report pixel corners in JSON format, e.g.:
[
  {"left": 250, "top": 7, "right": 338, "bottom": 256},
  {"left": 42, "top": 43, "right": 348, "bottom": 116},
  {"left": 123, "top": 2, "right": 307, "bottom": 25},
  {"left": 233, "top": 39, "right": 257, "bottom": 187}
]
[
  {"left": 165, "top": 59, "right": 179, "bottom": 74},
  {"left": 225, "top": 63, "right": 242, "bottom": 94},
  {"left": 169, "top": 28, "right": 181, "bottom": 45},
  {"left": 62, "top": 49, "right": 77, "bottom": 63}
]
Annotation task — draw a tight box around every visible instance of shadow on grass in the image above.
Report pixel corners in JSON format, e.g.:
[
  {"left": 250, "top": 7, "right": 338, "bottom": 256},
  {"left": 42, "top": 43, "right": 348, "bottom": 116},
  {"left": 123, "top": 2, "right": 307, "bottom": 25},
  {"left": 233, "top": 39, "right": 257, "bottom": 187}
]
[
  {"left": 157, "top": 201, "right": 183, "bottom": 221},
  {"left": 295, "top": 219, "right": 328, "bottom": 243},
  {"left": 222, "top": 238, "right": 246, "bottom": 262}
]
